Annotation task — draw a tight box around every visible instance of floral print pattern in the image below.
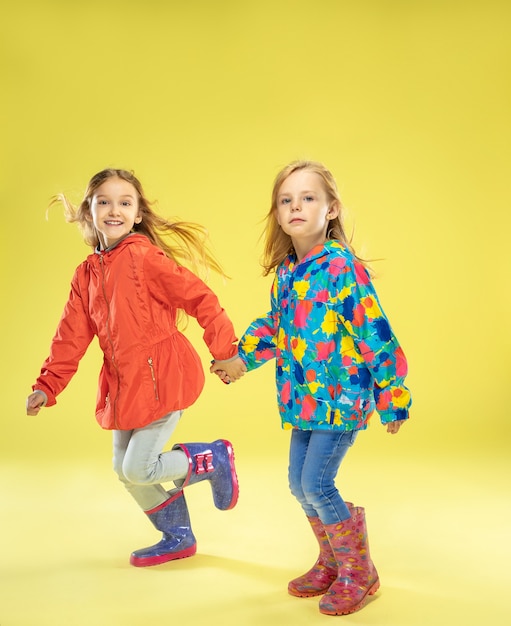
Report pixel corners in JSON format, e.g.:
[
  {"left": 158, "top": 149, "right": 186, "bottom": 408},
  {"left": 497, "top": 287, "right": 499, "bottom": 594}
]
[
  {"left": 238, "top": 241, "right": 411, "bottom": 431},
  {"left": 320, "top": 506, "right": 380, "bottom": 615}
]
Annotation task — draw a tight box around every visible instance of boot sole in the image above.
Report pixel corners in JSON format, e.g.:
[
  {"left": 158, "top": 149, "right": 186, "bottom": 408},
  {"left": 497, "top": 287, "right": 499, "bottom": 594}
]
[{"left": 130, "top": 543, "right": 197, "bottom": 567}]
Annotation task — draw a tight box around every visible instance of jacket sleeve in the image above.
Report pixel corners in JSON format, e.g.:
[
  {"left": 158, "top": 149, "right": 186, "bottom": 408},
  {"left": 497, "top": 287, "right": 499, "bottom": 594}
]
[
  {"left": 335, "top": 257, "right": 412, "bottom": 423},
  {"left": 144, "top": 250, "right": 238, "bottom": 361},
  {"left": 238, "top": 275, "right": 279, "bottom": 371},
  {"left": 33, "top": 270, "right": 95, "bottom": 406}
]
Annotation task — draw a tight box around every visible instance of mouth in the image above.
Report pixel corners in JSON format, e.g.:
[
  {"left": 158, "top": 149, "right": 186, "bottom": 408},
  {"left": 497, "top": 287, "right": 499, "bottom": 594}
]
[
  {"left": 104, "top": 220, "right": 123, "bottom": 226},
  {"left": 289, "top": 218, "right": 305, "bottom": 224}
]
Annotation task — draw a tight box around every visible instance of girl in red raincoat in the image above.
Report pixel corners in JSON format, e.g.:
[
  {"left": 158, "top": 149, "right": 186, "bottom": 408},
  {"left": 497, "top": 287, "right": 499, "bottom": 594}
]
[{"left": 26, "top": 168, "right": 245, "bottom": 566}]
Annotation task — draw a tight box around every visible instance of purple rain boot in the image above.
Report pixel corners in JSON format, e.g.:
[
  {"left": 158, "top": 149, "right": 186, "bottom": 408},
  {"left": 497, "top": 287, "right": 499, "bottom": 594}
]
[
  {"left": 172, "top": 439, "right": 239, "bottom": 511},
  {"left": 130, "top": 490, "right": 197, "bottom": 567}
]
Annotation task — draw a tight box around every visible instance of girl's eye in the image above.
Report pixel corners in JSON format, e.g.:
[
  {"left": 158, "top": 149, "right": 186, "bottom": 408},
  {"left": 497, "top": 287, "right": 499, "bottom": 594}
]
[
  {"left": 304, "top": 195, "right": 314, "bottom": 202},
  {"left": 98, "top": 200, "right": 109, "bottom": 205},
  {"left": 121, "top": 201, "right": 131, "bottom": 206},
  {"left": 280, "top": 198, "right": 291, "bottom": 205}
]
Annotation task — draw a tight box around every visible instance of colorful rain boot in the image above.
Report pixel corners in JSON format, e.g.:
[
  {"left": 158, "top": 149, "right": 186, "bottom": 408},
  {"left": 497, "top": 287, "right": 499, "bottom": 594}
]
[
  {"left": 130, "top": 490, "right": 196, "bottom": 567},
  {"left": 319, "top": 506, "right": 380, "bottom": 615},
  {"left": 172, "top": 439, "right": 239, "bottom": 510},
  {"left": 288, "top": 503, "right": 354, "bottom": 598},
  {"left": 288, "top": 516, "right": 337, "bottom": 597}
]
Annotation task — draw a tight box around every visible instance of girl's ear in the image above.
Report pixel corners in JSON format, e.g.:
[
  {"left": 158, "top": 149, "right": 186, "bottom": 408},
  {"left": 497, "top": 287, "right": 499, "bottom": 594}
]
[
  {"left": 134, "top": 215, "right": 142, "bottom": 224},
  {"left": 327, "top": 201, "right": 340, "bottom": 220}
]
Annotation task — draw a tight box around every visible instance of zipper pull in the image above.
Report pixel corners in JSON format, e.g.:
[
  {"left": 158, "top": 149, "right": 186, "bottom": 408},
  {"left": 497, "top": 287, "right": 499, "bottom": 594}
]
[{"left": 147, "top": 358, "right": 159, "bottom": 399}]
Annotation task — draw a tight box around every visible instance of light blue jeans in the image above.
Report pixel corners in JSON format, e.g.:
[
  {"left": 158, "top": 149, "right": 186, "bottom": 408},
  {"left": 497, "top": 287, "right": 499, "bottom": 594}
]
[
  {"left": 113, "top": 411, "right": 189, "bottom": 512},
  {"left": 288, "top": 429, "right": 358, "bottom": 525}
]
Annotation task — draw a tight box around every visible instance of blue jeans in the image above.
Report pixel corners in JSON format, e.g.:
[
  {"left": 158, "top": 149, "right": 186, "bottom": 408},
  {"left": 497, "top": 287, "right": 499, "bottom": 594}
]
[{"left": 288, "top": 429, "right": 358, "bottom": 525}]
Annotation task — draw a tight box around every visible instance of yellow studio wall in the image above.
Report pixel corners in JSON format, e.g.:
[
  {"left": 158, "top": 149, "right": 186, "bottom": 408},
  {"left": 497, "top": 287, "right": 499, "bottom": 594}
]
[{"left": 1, "top": 0, "right": 510, "bottom": 464}]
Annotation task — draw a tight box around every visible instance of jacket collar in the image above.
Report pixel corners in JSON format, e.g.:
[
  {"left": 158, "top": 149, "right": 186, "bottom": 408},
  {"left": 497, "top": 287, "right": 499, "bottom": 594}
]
[
  {"left": 286, "top": 240, "right": 344, "bottom": 269},
  {"left": 93, "top": 233, "right": 147, "bottom": 256}
]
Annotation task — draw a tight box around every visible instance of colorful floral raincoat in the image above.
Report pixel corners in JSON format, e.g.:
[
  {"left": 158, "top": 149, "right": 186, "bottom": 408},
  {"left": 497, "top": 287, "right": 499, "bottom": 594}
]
[{"left": 238, "top": 241, "right": 411, "bottom": 431}]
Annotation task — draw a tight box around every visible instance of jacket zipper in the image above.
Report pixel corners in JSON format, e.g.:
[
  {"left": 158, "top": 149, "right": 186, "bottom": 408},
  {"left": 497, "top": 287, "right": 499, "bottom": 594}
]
[
  {"left": 148, "top": 357, "right": 159, "bottom": 400},
  {"left": 99, "top": 254, "right": 121, "bottom": 428}
]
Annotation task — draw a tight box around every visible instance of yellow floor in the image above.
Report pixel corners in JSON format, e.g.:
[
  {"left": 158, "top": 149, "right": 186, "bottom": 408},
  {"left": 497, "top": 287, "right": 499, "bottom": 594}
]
[{"left": 1, "top": 450, "right": 509, "bottom": 626}]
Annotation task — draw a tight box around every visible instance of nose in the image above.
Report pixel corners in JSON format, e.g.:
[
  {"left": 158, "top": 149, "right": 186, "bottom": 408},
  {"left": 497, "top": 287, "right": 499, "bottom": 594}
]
[
  {"left": 109, "top": 203, "right": 121, "bottom": 215},
  {"left": 290, "top": 199, "right": 301, "bottom": 212}
]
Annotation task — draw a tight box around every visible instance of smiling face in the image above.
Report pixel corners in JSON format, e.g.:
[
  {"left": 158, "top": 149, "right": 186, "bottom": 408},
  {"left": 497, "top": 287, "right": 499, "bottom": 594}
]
[
  {"left": 89, "top": 177, "right": 142, "bottom": 249},
  {"left": 275, "top": 169, "right": 339, "bottom": 261}
]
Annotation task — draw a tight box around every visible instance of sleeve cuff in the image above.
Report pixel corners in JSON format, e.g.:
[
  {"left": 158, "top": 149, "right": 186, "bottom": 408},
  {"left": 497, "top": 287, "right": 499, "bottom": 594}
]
[{"left": 211, "top": 354, "right": 240, "bottom": 364}]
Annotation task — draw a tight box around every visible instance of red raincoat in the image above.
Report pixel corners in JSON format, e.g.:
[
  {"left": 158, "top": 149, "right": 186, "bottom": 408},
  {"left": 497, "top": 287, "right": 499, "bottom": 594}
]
[{"left": 33, "top": 234, "right": 238, "bottom": 430}]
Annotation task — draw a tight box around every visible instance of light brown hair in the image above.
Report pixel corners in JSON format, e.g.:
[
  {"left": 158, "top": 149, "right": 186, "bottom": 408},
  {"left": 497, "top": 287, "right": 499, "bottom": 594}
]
[
  {"left": 51, "top": 168, "right": 225, "bottom": 279},
  {"left": 261, "top": 160, "right": 368, "bottom": 276}
]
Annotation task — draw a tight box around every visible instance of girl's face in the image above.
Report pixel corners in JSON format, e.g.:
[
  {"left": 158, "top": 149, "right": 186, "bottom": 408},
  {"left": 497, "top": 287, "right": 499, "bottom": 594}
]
[
  {"left": 89, "top": 177, "right": 142, "bottom": 249},
  {"left": 275, "top": 169, "right": 338, "bottom": 260}
]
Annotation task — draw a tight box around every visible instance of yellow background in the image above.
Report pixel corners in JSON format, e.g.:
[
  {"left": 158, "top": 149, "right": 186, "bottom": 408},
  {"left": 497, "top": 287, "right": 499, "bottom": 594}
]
[{"left": 1, "top": 1, "right": 510, "bottom": 625}]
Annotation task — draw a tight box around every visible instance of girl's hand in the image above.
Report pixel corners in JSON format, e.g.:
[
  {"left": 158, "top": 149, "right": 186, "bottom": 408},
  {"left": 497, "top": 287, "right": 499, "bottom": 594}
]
[
  {"left": 210, "top": 357, "right": 246, "bottom": 382},
  {"left": 213, "top": 369, "right": 231, "bottom": 384},
  {"left": 387, "top": 420, "right": 406, "bottom": 434},
  {"left": 26, "top": 392, "right": 46, "bottom": 416}
]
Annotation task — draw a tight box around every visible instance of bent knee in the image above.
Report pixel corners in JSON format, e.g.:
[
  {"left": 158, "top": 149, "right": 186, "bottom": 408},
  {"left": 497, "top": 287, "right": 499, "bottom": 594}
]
[
  {"left": 303, "top": 482, "right": 338, "bottom": 509},
  {"left": 113, "top": 458, "right": 126, "bottom": 482},
  {"left": 289, "top": 477, "right": 307, "bottom": 504},
  {"left": 122, "top": 463, "right": 158, "bottom": 485}
]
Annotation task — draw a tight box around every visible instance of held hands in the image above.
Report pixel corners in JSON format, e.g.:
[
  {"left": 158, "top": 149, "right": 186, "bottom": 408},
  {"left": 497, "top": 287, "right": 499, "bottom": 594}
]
[
  {"left": 386, "top": 420, "right": 406, "bottom": 434},
  {"left": 210, "top": 357, "right": 247, "bottom": 384},
  {"left": 26, "top": 391, "right": 46, "bottom": 416}
]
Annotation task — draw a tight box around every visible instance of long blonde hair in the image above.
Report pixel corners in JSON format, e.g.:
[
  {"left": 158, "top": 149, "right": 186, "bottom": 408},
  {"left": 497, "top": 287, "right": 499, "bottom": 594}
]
[
  {"left": 51, "top": 168, "right": 226, "bottom": 280},
  {"left": 261, "top": 160, "right": 369, "bottom": 276}
]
